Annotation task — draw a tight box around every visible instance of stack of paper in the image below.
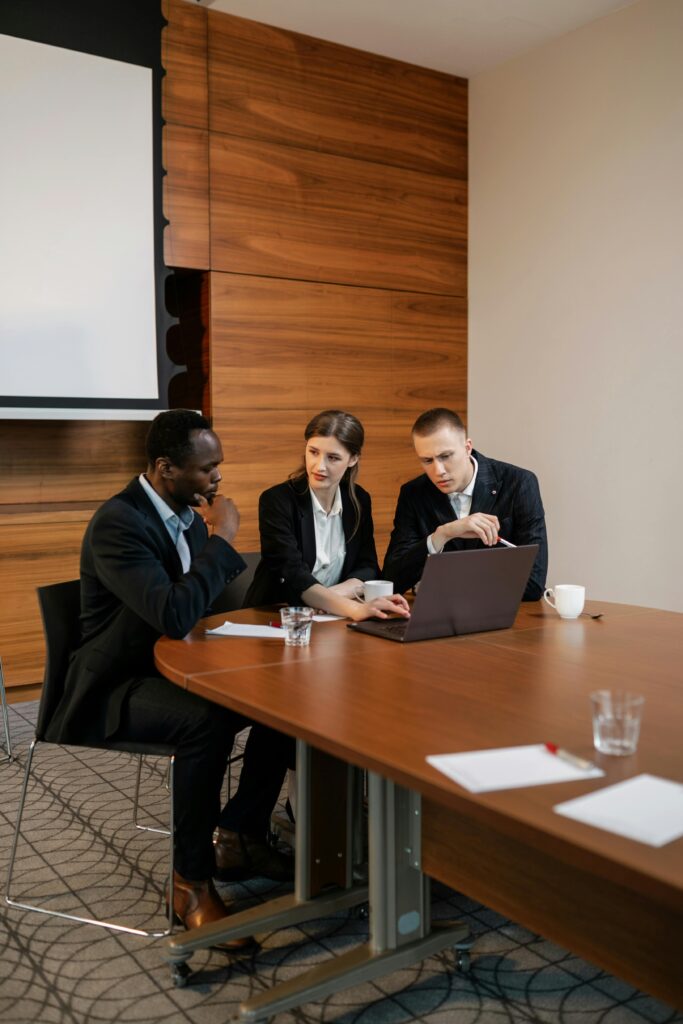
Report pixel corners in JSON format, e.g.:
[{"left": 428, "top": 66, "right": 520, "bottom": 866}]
[
  {"left": 205, "top": 621, "right": 283, "bottom": 638},
  {"left": 427, "top": 744, "right": 604, "bottom": 793},
  {"left": 554, "top": 774, "right": 683, "bottom": 847}
]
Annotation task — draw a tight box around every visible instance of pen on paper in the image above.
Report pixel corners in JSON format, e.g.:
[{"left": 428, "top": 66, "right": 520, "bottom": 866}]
[
  {"left": 545, "top": 742, "right": 595, "bottom": 772},
  {"left": 498, "top": 537, "right": 516, "bottom": 548}
]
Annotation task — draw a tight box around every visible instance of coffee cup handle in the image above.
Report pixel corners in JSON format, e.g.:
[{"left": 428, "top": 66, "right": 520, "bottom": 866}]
[{"left": 543, "top": 588, "right": 556, "bottom": 609}]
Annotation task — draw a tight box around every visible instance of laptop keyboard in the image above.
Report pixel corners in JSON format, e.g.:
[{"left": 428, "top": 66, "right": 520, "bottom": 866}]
[{"left": 373, "top": 619, "right": 409, "bottom": 637}]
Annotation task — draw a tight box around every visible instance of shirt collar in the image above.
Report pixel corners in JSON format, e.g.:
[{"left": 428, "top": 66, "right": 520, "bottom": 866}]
[
  {"left": 310, "top": 486, "right": 343, "bottom": 519},
  {"left": 139, "top": 473, "right": 194, "bottom": 531},
  {"left": 459, "top": 455, "right": 478, "bottom": 497}
]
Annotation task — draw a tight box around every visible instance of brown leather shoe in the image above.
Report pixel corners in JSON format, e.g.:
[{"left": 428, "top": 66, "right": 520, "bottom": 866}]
[
  {"left": 167, "top": 870, "right": 257, "bottom": 953},
  {"left": 214, "top": 828, "right": 294, "bottom": 883}
]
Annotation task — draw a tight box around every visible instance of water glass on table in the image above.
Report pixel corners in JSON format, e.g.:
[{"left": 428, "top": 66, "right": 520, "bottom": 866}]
[
  {"left": 591, "top": 690, "right": 644, "bottom": 755},
  {"left": 280, "top": 606, "right": 314, "bottom": 646}
]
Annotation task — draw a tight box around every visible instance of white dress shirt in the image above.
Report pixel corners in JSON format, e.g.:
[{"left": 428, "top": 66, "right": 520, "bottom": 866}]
[
  {"left": 310, "top": 487, "right": 346, "bottom": 587},
  {"left": 139, "top": 473, "right": 194, "bottom": 572},
  {"left": 427, "top": 456, "right": 479, "bottom": 555}
]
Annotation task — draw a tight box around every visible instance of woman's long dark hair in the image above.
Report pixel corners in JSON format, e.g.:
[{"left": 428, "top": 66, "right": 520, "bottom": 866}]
[{"left": 290, "top": 410, "right": 365, "bottom": 538}]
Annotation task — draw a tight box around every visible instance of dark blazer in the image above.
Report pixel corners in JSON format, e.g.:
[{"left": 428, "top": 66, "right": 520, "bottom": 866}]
[
  {"left": 245, "top": 479, "right": 380, "bottom": 607},
  {"left": 45, "top": 477, "right": 246, "bottom": 746},
  {"left": 382, "top": 450, "right": 548, "bottom": 600}
]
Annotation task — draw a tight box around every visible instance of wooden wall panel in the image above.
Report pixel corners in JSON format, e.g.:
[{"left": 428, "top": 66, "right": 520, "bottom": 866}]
[
  {"left": 210, "top": 135, "right": 466, "bottom": 294},
  {"left": 0, "top": 421, "right": 147, "bottom": 506},
  {"left": 162, "top": 0, "right": 208, "bottom": 129},
  {"left": 163, "top": 125, "right": 210, "bottom": 269},
  {"left": 209, "top": 272, "right": 466, "bottom": 554},
  {"left": 0, "top": 512, "right": 91, "bottom": 686},
  {"left": 0, "top": 418, "right": 147, "bottom": 688},
  {"left": 208, "top": 12, "right": 467, "bottom": 178}
]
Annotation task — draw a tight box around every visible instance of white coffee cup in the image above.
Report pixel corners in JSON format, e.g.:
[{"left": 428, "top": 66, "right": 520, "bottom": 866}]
[
  {"left": 362, "top": 580, "right": 394, "bottom": 602},
  {"left": 543, "top": 584, "right": 585, "bottom": 619}
]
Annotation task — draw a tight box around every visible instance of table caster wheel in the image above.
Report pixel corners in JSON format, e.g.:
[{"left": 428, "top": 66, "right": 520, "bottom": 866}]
[
  {"left": 351, "top": 902, "right": 369, "bottom": 920},
  {"left": 170, "top": 961, "right": 192, "bottom": 987},
  {"left": 455, "top": 948, "right": 471, "bottom": 974}
]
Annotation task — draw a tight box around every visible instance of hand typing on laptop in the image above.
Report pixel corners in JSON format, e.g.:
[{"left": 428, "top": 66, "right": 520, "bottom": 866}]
[{"left": 349, "top": 593, "right": 410, "bottom": 622}]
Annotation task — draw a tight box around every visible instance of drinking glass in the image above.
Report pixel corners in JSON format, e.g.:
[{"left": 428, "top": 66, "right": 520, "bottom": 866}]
[
  {"left": 591, "top": 690, "right": 644, "bottom": 755},
  {"left": 279, "top": 607, "right": 314, "bottom": 647}
]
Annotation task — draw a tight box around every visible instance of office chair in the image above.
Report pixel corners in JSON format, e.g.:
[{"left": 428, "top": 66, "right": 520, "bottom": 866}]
[
  {"left": 5, "top": 580, "right": 175, "bottom": 937},
  {"left": 0, "top": 656, "right": 12, "bottom": 763}
]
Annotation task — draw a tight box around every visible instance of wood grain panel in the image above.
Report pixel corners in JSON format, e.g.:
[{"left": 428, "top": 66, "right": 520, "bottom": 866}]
[
  {"left": 208, "top": 272, "right": 466, "bottom": 552},
  {"left": 208, "top": 11, "right": 466, "bottom": 178},
  {"left": 0, "top": 512, "right": 92, "bottom": 686},
  {"left": 0, "top": 420, "right": 147, "bottom": 506},
  {"left": 422, "top": 798, "right": 683, "bottom": 1009},
  {"left": 163, "top": 125, "right": 210, "bottom": 269},
  {"left": 209, "top": 136, "right": 466, "bottom": 295},
  {"left": 162, "top": 0, "right": 208, "bottom": 129}
]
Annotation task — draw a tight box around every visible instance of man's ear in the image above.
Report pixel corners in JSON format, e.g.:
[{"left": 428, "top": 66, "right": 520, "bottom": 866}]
[{"left": 156, "top": 457, "right": 176, "bottom": 481}]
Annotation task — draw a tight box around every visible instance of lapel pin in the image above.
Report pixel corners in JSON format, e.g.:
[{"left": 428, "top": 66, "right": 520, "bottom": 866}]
[{"left": 491, "top": 489, "right": 497, "bottom": 495}]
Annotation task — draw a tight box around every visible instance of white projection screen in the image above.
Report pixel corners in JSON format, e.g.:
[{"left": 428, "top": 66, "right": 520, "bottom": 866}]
[{"left": 0, "top": 33, "right": 163, "bottom": 420}]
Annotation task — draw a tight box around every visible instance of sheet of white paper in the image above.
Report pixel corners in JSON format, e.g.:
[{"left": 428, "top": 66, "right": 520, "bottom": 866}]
[
  {"left": 205, "top": 621, "right": 283, "bottom": 638},
  {"left": 427, "top": 744, "right": 604, "bottom": 793},
  {"left": 554, "top": 774, "right": 683, "bottom": 847},
  {"left": 312, "top": 614, "right": 344, "bottom": 622}
]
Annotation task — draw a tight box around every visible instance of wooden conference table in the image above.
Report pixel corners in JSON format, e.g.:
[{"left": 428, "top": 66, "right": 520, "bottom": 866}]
[{"left": 155, "top": 600, "right": 683, "bottom": 1017}]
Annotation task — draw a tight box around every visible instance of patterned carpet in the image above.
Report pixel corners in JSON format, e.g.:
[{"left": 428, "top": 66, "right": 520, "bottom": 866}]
[{"left": 0, "top": 700, "right": 681, "bottom": 1024}]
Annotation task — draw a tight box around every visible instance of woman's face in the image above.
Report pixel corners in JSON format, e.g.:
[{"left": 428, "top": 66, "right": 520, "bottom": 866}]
[{"left": 305, "top": 434, "right": 358, "bottom": 497}]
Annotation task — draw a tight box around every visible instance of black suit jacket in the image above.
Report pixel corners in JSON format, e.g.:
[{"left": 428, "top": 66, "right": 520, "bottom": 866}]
[
  {"left": 245, "top": 479, "right": 380, "bottom": 607},
  {"left": 382, "top": 451, "right": 548, "bottom": 600},
  {"left": 45, "top": 477, "right": 246, "bottom": 746}
]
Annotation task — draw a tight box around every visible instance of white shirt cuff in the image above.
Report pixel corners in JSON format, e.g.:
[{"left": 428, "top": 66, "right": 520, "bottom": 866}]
[{"left": 427, "top": 532, "right": 445, "bottom": 555}]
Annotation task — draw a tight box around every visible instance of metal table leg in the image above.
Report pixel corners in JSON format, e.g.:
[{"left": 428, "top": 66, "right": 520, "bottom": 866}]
[
  {"left": 236, "top": 772, "right": 472, "bottom": 1022},
  {"left": 163, "top": 740, "right": 368, "bottom": 975}
]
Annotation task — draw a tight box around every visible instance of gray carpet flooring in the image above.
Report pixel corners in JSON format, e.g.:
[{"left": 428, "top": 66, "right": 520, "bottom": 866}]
[{"left": 0, "top": 700, "right": 680, "bottom": 1024}]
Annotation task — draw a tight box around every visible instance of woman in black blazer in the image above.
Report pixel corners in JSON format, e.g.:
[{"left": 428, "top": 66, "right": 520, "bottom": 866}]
[{"left": 245, "top": 410, "right": 409, "bottom": 621}]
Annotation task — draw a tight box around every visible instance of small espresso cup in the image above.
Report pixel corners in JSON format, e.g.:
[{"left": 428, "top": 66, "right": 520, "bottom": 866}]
[
  {"left": 362, "top": 580, "right": 394, "bottom": 602},
  {"left": 543, "top": 584, "right": 585, "bottom": 619}
]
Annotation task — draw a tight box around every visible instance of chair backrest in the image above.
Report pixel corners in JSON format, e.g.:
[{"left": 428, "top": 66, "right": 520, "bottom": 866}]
[
  {"left": 211, "top": 551, "right": 261, "bottom": 614},
  {"left": 35, "top": 580, "right": 81, "bottom": 740}
]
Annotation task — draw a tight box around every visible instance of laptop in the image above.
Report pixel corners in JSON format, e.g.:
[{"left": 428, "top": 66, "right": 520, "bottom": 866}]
[{"left": 348, "top": 545, "right": 539, "bottom": 643}]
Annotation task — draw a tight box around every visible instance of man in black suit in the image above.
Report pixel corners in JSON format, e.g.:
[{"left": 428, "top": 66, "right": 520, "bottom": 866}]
[
  {"left": 46, "top": 410, "right": 293, "bottom": 940},
  {"left": 383, "top": 408, "right": 547, "bottom": 599}
]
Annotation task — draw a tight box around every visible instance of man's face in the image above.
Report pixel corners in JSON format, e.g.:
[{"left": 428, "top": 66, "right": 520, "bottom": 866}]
[
  {"left": 162, "top": 429, "right": 223, "bottom": 509},
  {"left": 413, "top": 424, "right": 473, "bottom": 495}
]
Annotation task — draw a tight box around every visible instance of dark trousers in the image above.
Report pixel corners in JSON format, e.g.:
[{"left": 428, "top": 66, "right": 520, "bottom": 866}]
[{"left": 116, "top": 676, "right": 294, "bottom": 879}]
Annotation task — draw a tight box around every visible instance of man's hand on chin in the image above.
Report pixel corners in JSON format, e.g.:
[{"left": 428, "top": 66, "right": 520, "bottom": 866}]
[{"left": 193, "top": 493, "right": 240, "bottom": 544}]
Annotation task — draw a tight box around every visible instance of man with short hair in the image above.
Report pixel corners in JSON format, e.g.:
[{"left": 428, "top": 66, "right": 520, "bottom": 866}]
[
  {"left": 46, "top": 410, "right": 293, "bottom": 942},
  {"left": 383, "top": 408, "right": 547, "bottom": 599}
]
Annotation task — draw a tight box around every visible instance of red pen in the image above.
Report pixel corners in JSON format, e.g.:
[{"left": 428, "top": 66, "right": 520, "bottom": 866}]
[
  {"left": 545, "top": 742, "right": 595, "bottom": 771},
  {"left": 268, "top": 621, "right": 283, "bottom": 628}
]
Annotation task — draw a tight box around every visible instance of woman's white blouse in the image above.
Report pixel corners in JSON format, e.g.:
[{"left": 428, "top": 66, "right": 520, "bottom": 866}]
[{"left": 310, "top": 487, "right": 346, "bottom": 588}]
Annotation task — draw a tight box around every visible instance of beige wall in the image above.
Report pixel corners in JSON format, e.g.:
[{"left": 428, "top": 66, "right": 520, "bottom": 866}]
[{"left": 469, "top": 0, "right": 683, "bottom": 612}]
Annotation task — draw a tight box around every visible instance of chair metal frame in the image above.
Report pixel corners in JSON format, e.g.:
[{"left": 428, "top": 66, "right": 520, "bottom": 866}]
[
  {"left": 5, "top": 581, "right": 175, "bottom": 938},
  {"left": 0, "top": 656, "right": 12, "bottom": 763}
]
